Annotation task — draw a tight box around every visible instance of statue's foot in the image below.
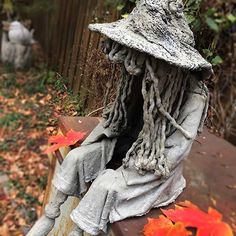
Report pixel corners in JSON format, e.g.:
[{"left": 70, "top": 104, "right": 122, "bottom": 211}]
[
  {"left": 27, "top": 216, "right": 55, "bottom": 236},
  {"left": 27, "top": 189, "right": 68, "bottom": 236}
]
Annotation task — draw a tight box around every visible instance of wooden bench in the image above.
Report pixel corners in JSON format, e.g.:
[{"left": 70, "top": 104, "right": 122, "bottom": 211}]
[{"left": 43, "top": 116, "right": 236, "bottom": 236}]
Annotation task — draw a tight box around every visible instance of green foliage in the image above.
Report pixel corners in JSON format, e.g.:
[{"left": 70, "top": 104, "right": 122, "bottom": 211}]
[
  {"left": 211, "top": 55, "right": 223, "bottom": 66},
  {"left": 0, "top": 0, "right": 55, "bottom": 19},
  {"left": 227, "top": 13, "right": 236, "bottom": 24},
  {"left": 184, "top": 0, "right": 236, "bottom": 66},
  {"left": 2, "top": 0, "right": 14, "bottom": 14},
  {"left": 0, "top": 137, "right": 18, "bottom": 151},
  {"left": 18, "top": 191, "right": 39, "bottom": 204},
  {"left": 0, "top": 112, "right": 26, "bottom": 128},
  {"left": 105, "top": 0, "right": 136, "bottom": 12},
  {"left": 0, "top": 156, "right": 7, "bottom": 164},
  {"left": 16, "top": 0, "right": 55, "bottom": 17},
  {"left": 38, "top": 175, "right": 47, "bottom": 189},
  {"left": 50, "top": 73, "right": 84, "bottom": 116},
  {"left": 104, "top": 0, "right": 124, "bottom": 10},
  {"left": 2, "top": 73, "right": 17, "bottom": 89},
  {"left": 53, "top": 75, "right": 68, "bottom": 93},
  {"left": 22, "top": 70, "right": 55, "bottom": 95}
]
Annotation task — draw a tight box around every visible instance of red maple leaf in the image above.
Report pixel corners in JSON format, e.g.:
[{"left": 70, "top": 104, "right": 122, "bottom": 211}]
[
  {"left": 45, "top": 130, "right": 86, "bottom": 154},
  {"left": 143, "top": 215, "right": 192, "bottom": 236},
  {"left": 162, "top": 201, "right": 233, "bottom": 236}
]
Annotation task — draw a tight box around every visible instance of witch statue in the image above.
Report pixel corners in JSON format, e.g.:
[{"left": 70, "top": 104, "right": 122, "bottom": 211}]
[{"left": 28, "top": 0, "right": 213, "bottom": 235}]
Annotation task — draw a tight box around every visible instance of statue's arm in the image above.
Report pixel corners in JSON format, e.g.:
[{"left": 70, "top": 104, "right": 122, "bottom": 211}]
[{"left": 164, "top": 81, "right": 208, "bottom": 172}]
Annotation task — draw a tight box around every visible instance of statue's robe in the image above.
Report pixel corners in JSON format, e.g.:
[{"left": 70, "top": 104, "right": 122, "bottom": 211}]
[{"left": 53, "top": 78, "right": 207, "bottom": 235}]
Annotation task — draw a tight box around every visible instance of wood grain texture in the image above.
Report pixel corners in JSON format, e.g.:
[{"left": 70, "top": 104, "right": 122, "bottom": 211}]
[{"left": 32, "top": 0, "right": 117, "bottom": 111}]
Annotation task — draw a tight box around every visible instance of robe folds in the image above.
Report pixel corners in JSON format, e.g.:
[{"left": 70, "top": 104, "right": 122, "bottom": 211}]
[{"left": 53, "top": 83, "right": 207, "bottom": 235}]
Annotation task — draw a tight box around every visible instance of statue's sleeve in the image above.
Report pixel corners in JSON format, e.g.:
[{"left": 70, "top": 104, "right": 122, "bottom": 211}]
[{"left": 164, "top": 79, "right": 209, "bottom": 172}]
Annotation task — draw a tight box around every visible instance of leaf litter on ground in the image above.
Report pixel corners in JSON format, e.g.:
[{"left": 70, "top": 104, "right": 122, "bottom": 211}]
[{"left": 0, "top": 65, "right": 83, "bottom": 235}]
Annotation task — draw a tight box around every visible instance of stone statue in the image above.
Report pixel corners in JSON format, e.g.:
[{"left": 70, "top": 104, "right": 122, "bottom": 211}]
[
  {"left": 28, "top": 0, "right": 213, "bottom": 235},
  {"left": 1, "top": 20, "right": 35, "bottom": 69}
]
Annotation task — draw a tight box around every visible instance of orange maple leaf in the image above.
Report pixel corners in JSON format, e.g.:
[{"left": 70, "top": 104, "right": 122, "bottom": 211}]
[
  {"left": 45, "top": 130, "right": 86, "bottom": 154},
  {"left": 162, "top": 201, "right": 233, "bottom": 236},
  {"left": 143, "top": 215, "right": 192, "bottom": 236}
]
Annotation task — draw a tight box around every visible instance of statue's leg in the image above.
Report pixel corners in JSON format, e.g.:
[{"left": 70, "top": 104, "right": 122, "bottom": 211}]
[
  {"left": 70, "top": 164, "right": 186, "bottom": 235},
  {"left": 27, "top": 144, "right": 99, "bottom": 236},
  {"left": 27, "top": 189, "right": 67, "bottom": 236},
  {"left": 52, "top": 141, "right": 111, "bottom": 196},
  {"left": 27, "top": 139, "right": 116, "bottom": 236},
  {"left": 70, "top": 169, "right": 119, "bottom": 235}
]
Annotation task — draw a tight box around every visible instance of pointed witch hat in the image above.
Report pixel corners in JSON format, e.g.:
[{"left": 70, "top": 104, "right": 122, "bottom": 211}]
[{"left": 89, "top": 0, "right": 212, "bottom": 73}]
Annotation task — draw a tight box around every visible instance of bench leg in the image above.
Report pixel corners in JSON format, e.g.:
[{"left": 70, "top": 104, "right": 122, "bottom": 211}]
[{"left": 27, "top": 188, "right": 68, "bottom": 236}]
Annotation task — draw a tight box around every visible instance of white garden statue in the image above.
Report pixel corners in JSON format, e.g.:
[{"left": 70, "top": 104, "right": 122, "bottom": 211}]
[
  {"left": 1, "top": 20, "right": 35, "bottom": 69},
  {"left": 28, "top": 0, "right": 213, "bottom": 235}
]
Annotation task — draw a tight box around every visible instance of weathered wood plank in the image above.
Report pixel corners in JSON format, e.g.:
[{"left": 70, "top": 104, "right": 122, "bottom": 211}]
[
  {"left": 50, "top": 0, "right": 61, "bottom": 66},
  {"left": 32, "top": 0, "right": 118, "bottom": 110},
  {"left": 62, "top": 0, "right": 80, "bottom": 78},
  {"left": 55, "top": 0, "right": 67, "bottom": 71},
  {"left": 58, "top": 0, "right": 74, "bottom": 74},
  {"left": 75, "top": 6, "right": 119, "bottom": 110},
  {"left": 71, "top": 0, "right": 96, "bottom": 93},
  {"left": 67, "top": 0, "right": 89, "bottom": 88}
]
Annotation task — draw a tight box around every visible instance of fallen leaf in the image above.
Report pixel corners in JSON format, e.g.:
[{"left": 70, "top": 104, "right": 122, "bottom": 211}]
[
  {"left": 45, "top": 130, "right": 86, "bottom": 154},
  {"left": 18, "top": 218, "right": 26, "bottom": 226},
  {"left": 162, "top": 201, "right": 233, "bottom": 236},
  {"left": 210, "top": 197, "right": 217, "bottom": 207},
  {"left": 143, "top": 215, "right": 192, "bottom": 236},
  {"left": 226, "top": 184, "right": 236, "bottom": 189},
  {"left": 0, "top": 223, "right": 10, "bottom": 236}
]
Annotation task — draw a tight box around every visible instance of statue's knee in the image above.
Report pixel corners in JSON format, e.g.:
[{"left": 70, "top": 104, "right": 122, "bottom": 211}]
[
  {"left": 62, "top": 143, "right": 102, "bottom": 173},
  {"left": 65, "top": 146, "right": 89, "bottom": 164},
  {"left": 94, "top": 169, "right": 117, "bottom": 191}
]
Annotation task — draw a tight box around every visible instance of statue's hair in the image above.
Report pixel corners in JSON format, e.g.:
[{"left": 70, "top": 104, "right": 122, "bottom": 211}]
[
  {"left": 103, "top": 40, "right": 196, "bottom": 177},
  {"left": 103, "top": 68, "right": 133, "bottom": 134},
  {"left": 123, "top": 59, "right": 190, "bottom": 177}
]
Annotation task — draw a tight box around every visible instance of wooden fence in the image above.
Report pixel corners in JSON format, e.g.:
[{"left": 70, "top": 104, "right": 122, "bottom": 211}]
[{"left": 32, "top": 0, "right": 118, "bottom": 112}]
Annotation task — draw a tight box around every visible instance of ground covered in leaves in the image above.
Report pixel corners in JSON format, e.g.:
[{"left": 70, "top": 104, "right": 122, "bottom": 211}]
[{"left": 0, "top": 65, "right": 83, "bottom": 235}]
